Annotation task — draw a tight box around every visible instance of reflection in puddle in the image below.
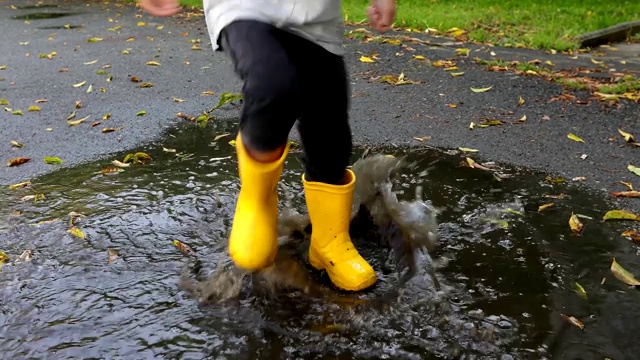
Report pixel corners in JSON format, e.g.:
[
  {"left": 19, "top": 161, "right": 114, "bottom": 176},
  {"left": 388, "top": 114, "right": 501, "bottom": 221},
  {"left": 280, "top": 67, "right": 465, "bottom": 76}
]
[
  {"left": 12, "top": 12, "right": 79, "bottom": 20},
  {"left": 1, "top": 122, "right": 639, "bottom": 359}
]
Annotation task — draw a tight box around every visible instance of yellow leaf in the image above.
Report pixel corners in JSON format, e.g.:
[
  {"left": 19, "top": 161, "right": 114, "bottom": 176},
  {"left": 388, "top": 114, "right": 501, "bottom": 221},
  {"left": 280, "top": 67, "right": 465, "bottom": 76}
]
[
  {"left": 103, "top": 113, "right": 112, "bottom": 120},
  {"left": 162, "top": 147, "right": 177, "bottom": 153},
  {"left": 72, "top": 81, "right": 86, "bottom": 88},
  {"left": 68, "top": 227, "right": 85, "bottom": 239},
  {"left": 359, "top": 56, "right": 375, "bottom": 63},
  {"left": 458, "top": 147, "right": 478, "bottom": 153},
  {"left": 573, "top": 282, "right": 587, "bottom": 299},
  {"left": 444, "top": 66, "right": 459, "bottom": 71},
  {"left": 569, "top": 212, "right": 583, "bottom": 235},
  {"left": 172, "top": 97, "right": 186, "bottom": 102},
  {"left": 567, "top": 133, "right": 584, "bottom": 143},
  {"left": 214, "top": 133, "right": 230, "bottom": 141},
  {"left": 455, "top": 48, "right": 470, "bottom": 56},
  {"left": 538, "top": 203, "right": 554, "bottom": 212},
  {"left": 470, "top": 86, "right": 493, "bottom": 93},
  {"left": 11, "top": 140, "right": 24, "bottom": 148},
  {"left": 603, "top": 210, "right": 640, "bottom": 221},
  {"left": 590, "top": 58, "right": 604, "bottom": 65},
  {"left": 525, "top": 70, "right": 538, "bottom": 76},
  {"left": 610, "top": 258, "right": 640, "bottom": 286},
  {"left": 618, "top": 129, "right": 635, "bottom": 143},
  {"left": 9, "top": 180, "right": 31, "bottom": 190},
  {"left": 545, "top": 60, "right": 555, "bottom": 67},
  {"left": 84, "top": 59, "right": 98, "bottom": 65},
  {"left": 43, "top": 156, "right": 63, "bottom": 165},
  {"left": 413, "top": 55, "right": 426, "bottom": 60},
  {"left": 102, "top": 127, "right": 123, "bottom": 133},
  {"left": 0, "top": 250, "right": 9, "bottom": 265},
  {"left": 67, "top": 115, "right": 90, "bottom": 126},
  {"left": 228, "top": 139, "right": 237, "bottom": 147},
  {"left": 146, "top": 61, "right": 161, "bottom": 66},
  {"left": 137, "top": 21, "right": 147, "bottom": 27},
  {"left": 447, "top": 103, "right": 458, "bottom": 108},
  {"left": 28, "top": 105, "right": 41, "bottom": 112},
  {"left": 469, "top": 122, "right": 475, "bottom": 130},
  {"left": 450, "top": 72, "right": 465, "bottom": 77},
  {"left": 201, "top": 91, "right": 215, "bottom": 96},
  {"left": 517, "top": 96, "right": 525, "bottom": 106},
  {"left": 628, "top": 165, "right": 640, "bottom": 177},
  {"left": 87, "top": 37, "right": 103, "bottom": 43},
  {"left": 412, "top": 135, "right": 431, "bottom": 142}
]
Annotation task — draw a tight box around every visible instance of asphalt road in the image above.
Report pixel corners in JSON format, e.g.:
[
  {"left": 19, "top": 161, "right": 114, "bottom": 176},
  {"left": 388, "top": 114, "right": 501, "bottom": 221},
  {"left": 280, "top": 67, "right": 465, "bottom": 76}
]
[{"left": 1, "top": 0, "right": 639, "bottom": 213}]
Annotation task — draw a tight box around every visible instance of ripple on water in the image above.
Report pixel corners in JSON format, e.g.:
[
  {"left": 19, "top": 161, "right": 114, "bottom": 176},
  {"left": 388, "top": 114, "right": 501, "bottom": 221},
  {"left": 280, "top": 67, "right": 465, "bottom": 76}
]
[{"left": 1, "top": 123, "right": 640, "bottom": 359}]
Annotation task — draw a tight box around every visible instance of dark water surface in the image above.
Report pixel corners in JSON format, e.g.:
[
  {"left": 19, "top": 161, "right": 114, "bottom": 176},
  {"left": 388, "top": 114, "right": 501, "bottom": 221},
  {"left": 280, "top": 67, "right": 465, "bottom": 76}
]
[{"left": 1, "top": 122, "right": 639, "bottom": 360}]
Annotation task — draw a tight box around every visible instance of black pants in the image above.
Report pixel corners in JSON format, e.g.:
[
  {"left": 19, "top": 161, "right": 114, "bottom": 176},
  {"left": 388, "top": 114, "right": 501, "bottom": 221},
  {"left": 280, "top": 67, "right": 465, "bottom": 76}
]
[{"left": 219, "top": 20, "right": 352, "bottom": 185}]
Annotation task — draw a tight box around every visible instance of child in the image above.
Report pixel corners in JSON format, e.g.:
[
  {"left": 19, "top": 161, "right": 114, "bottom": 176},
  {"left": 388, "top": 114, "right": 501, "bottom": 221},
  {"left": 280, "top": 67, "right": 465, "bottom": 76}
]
[{"left": 139, "top": 0, "right": 397, "bottom": 291}]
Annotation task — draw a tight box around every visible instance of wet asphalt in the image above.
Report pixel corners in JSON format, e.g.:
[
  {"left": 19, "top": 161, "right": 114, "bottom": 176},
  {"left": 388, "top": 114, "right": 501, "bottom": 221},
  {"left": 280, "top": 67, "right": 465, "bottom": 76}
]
[{"left": 1, "top": 0, "right": 639, "bottom": 214}]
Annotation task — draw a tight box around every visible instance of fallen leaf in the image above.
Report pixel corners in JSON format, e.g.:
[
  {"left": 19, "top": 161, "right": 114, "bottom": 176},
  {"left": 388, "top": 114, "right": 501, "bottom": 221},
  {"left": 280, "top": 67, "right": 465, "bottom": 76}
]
[
  {"left": 28, "top": 105, "right": 41, "bottom": 112},
  {"left": 628, "top": 165, "right": 640, "bottom": 177},
  {"left": 84, "top": 59, "right": 98, "bottom": 65},
  {"left": 228, "top": 139, "right": 237, "bottom": 147},
  {"left": 100, "top": 167, "right": 124, "bottom": 175},
  {"left": 458, "top": 147, "right": 479, "bottom": 153},
  {"left": 72, "top": 81, "right": 87, "bottom": 88},
  {"left": 111, "top": 160, "right": 130, "bottom": 168},
  {"left": 0, "top": 98, "right": 8, "bottom": 105},
  {"left": 107, "top": 249, "right": 118, "bottom": 263},
  {"left": 9, "top": 180, "right": 31, "bottom": 190},
  {"left": 67, "top": 115, "right": 90, "bottom": 126},
  {"left": 6, "top": 157, "right": 31, "bottom": 167},
  {"left": 560, "top": 314, "right": 584, "bottom": 330},
  {"left": 130, "top": 76, "right": 141, "bottom": 83},
  {"left": 173, "top": 239, "right": 195, "bottom": 256},
  {"left": 449, "top": 71, "right": 465, "bottom": 77},
  {"left": 75, "top": 100, "right": 83, "bottom": 109},
  {"left": 517, "top": 96, "right": 525, "bottom": 106},
  {"left": 68, "top": 227, "right": 85, "bottom": 239},
  {"left": 567, "top": 133, "right": 585, "bottom": 143},
  {"left": 14, "top": 250, "right": 32, "bottom": 263},
  {"left": 0, "top": 251, "right": 9, "bottom": 266},
  {"left": 162, "top": 147, "right": 177, "bottom": 153},
  {"left": 478, "top": 119, "right": 504, "bottom": 128},
  {"left": 136, "top": 110, "right": 147, "bottom": 116},
  {"left": 139, "top": 82, "right": 153, "bottom": 88},
  {"left": 87, "top": 37, "right": 103, "bottom": 43},
  {"left": 86, "top": 84, "right": 93, "bottom": 93},
  {"left": 573, "top": 282, "right": 587, "bottom": 299},
  {"left": 35, "top": 99, "right": 48, "bottom": 103},
  {"left": 413, "top": 55, "right": 426, "bottom": 60},
  {"left": 137, "top": 21, "right": 146, "bottom": 27},
  {"left": 43, "top": 157, "right": 63, "bottom": 165},
  {"left": 455, "top": 48, "right": 470, "bottom": 56},
  {"left": 412, "top": 135, "right": 431, "bottom": 142},
  {"left": 447, "top": 103, "right": 458, "bottom": 108},
  {"left": 469, "top": 122, "right": 475, "bottom": 130},
  {"left": 622, "top": 229, "right": 640, "bottom": 243},
  {"left": 619, "top": 181, "right": 634, "bottom": 190},
  {"left": 12, "top": 109, "right": 23, "bottom": 116},
  {"left": 569, "top": 212, "right": 584, "bottom": 235},
  {"left": 359, "top": 56, "right": 375, "bottom": 63},
  {"left": 603, "top": 210, "right": 640, "bottom": 221},
  {"left": 213, "top": 133, "right": 230, "bottom": 141},
  {"left": 145, "top": 61, "right": 161, "bottom": 67},
  {"left": 610, "top": 258, "right": 640, "bottom": 286},
  {"left": 611, "top": 191, "right": 640, "bottom": 198},
  {"left": 211, "top": 92, "right": 243, "bottom": 111},
  {"left": 470, "top": 86, "right": 493, "bottom": 93},
  {"left": 538, "top": 203, "right": 554, "bottom": 212},
  {"left": 172, "top": 97, "right": 186, "bottom": 102},
  {"left": 618, "top": 129, "right": 636, "bottom": 142},
  {"left": 103, "top": 113, "right": 112, "bottom": 121},
  {"left": 10, "top": 140, "right": 24, "bottom": 148},
  {"left": 444, "top": 66, "right": 459, "bottom": 71},
  {"left": 102, "top": 127, "right": 123, "bottom": 133}
]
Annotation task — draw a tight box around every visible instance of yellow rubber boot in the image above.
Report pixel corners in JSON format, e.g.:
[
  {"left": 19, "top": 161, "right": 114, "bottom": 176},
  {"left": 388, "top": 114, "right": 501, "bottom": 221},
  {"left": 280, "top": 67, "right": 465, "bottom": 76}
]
[
  {"left": 228, "top": 133, "right": 289, "bottom": 271},
  {"left": 303, "top": 169, "right": 377, "bottom": 291}
]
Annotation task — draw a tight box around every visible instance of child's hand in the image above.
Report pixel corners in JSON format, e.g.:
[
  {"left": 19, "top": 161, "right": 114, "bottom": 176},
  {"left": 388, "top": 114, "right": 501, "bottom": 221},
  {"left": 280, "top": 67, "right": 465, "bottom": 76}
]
[
  {"left": 138, "top": 0, "right": 181, "bottom": 17},
  {"left": 367, "top": 0, "right": 396, "bottom": 33}
]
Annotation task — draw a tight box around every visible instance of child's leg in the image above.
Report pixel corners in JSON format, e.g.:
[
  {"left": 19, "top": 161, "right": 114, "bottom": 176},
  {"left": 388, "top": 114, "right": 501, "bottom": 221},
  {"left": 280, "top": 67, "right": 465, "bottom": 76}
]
[
  {"left": 220, "top": 20, "right": 301, "bottom": 271},
  {"left": 292, "top": 39, "right": 377, "bottom": 291}
]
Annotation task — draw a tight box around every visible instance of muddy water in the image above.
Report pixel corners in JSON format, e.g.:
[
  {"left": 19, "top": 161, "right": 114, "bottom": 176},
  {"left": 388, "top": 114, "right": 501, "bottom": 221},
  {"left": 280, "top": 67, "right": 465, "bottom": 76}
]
[{"left": 1, "top": 122, "right": 639, "bottom": 360}]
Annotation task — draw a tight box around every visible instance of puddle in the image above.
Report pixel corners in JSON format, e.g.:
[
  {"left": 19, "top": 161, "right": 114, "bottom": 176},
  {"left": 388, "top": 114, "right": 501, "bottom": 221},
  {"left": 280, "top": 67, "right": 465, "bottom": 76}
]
[
  {"left": 12, "top": 12, "right": 79, "bottom": 20},
  {"left": 1, "top": 122, "right": 640, "bottom": 359},
  {"left": 13, "top": 4, "right": 59, "bottom": 10}
]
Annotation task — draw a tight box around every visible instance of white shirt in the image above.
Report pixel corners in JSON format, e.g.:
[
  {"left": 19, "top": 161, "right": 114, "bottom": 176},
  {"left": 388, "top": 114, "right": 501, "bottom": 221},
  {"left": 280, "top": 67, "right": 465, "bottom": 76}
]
[{"left": 203, "top": 0, "right": 345, "bottom": 55}]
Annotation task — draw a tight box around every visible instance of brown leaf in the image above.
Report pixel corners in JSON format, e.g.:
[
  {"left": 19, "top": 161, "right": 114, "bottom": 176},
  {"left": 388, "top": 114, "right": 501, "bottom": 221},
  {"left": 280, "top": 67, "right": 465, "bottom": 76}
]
[
  {"left": 611, "top": 191, "right": 640, "bottom": 198},
  {"left": 6, "top": 157, "right": 31, "bottom": 167},
  {"left": 130, "top": 76, "right": 141, "bottom": 83},
  {"left": 100, "top": 167, "right": 124, "bottom": 175},
  {"left": 621, "top": 229, "right": 640, "bottom": 243},
  {"left": 538, "top": 203, "right": 554, "bottom": 212},
  {"left": 102, "top": 127, "right": 123, "bottom": 133},
  {"left": 610, "top": 258, "right": 640, "bottom": 286},
  {"left": 107, "top": 249, "right": 118, "bottom": 263},
  {"left": 173, "top": 239, "right": 195, "bottom": 256},
  {"left": 560, "top": 314, "right": 584, "bottom": 330}
]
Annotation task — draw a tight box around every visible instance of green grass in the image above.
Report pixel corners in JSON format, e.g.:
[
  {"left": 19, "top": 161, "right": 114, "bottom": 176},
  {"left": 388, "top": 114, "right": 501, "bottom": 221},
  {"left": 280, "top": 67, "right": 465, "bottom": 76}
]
[{"left": 176, "top": 0, "right": 639, "bottom": 51}]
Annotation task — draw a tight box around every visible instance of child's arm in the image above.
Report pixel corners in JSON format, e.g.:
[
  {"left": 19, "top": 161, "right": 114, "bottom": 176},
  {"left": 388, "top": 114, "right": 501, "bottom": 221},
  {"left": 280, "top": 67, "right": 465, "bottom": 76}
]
[
  {"left": 137, "top": 0, "right": 181, "bottom": 16},
  {"left": 367, "top": 0, "right": 396, "bottom": 33}
]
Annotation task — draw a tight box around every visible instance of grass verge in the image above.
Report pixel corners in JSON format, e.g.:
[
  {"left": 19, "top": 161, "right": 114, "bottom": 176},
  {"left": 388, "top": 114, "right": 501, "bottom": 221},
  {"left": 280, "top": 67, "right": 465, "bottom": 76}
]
[{"left": 176, "top": 0, "right": 640, "bottom": 51}]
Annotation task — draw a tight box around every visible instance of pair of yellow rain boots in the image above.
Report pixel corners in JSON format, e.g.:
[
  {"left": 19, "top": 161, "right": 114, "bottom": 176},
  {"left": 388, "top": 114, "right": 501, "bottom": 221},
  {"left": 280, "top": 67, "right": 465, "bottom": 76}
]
[{"left": 227, "top": 134, "right": 376, "bottom": 291}]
